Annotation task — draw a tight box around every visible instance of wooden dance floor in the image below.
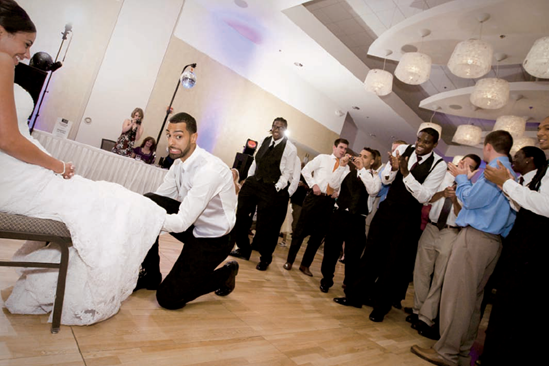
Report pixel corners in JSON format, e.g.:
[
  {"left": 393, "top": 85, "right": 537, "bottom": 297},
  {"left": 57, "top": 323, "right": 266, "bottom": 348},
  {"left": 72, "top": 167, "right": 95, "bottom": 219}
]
[{"left": 0, "top": 234, "right": 488, "bottom": 365}]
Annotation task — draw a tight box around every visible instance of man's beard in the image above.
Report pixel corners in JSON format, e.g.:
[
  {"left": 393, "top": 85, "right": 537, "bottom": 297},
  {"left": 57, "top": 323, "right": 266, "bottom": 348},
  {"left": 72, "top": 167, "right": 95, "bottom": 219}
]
[{"left": 169, "top": 144, "right": 191, "bottom": 160}]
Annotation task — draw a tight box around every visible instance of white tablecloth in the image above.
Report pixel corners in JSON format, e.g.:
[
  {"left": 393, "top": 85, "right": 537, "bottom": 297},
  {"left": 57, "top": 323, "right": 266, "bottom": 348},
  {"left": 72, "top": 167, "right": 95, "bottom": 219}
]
[{"left": 32, "top": 130, "right": 168, "bottom": 195}]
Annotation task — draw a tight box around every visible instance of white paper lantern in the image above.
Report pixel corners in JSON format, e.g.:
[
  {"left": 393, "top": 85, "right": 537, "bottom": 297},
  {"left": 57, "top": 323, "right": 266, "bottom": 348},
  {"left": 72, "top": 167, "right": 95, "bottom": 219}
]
[
  {"left": 395, "top": 52, "right": 432, "bottom": 85},
  {"left": 418, "top": 122, "right": 442, "bottom": 138},
  {"left": 523, "top": 36, "right": 549, "bottom": 78},
  {"left": 511, "top": 136, "right": 537, "bottom": 156},
  {"left": 470, "top": 78, "right": 509, "bottom": 109},
  {"left": 364, "top": 69, "right": 393, "bottom": 96},
  {"left": 493, "top": 115, "right": 526, "bottom": 139},
  {"left": 452, "top": 125, "right": 483, "bottom": 146},
  {"left": 447, "top": 39, "right": 493, "bottom": 79}
]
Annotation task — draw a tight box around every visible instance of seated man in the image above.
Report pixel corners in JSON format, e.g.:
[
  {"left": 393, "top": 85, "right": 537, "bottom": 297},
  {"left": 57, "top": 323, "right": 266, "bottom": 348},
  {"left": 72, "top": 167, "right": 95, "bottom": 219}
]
[{"left": 134, "top": 112, "right": 239, "bottom": 310}]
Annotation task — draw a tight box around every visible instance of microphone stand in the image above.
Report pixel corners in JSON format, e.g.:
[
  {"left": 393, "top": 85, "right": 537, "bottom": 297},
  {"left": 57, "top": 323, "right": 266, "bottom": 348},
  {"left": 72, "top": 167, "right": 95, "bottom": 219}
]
[
  {"left": 156, "top": 63, "right": 197, "bottom": 144},
  {"left": 30, "top": 24, "right": 72, "bottom": 134}
]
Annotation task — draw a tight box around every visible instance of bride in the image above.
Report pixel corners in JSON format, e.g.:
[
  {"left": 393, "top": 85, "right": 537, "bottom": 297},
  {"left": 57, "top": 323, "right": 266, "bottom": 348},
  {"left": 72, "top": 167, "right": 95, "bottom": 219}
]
[{"left": 0, "top": 0, "right": 167, "bottom": 325}]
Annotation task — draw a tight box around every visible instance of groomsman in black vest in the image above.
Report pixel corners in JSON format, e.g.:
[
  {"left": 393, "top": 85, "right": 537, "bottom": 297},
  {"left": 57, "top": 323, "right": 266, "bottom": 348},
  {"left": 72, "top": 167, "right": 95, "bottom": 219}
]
[
  {"left": 319, "top": 148, "right": 381, "bottom": 294},
  {"left": 230, "top": 117, "right": 297, "bottom": 271},
  {"left": 334, "top": 128, "right": 446, "bottom": 323}
]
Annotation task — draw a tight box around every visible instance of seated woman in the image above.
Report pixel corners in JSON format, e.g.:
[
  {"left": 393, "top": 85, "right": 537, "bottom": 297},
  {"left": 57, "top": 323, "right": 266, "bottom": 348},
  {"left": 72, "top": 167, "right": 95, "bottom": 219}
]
[
  {"left": 0, "top": 1, "right": 167, "bottom": 326},
  {"left": 112, "top": 107, "right": 144, "bottom": 156},
  {"left": 132, "top": 136, "right": 156, "bottom": 164}
]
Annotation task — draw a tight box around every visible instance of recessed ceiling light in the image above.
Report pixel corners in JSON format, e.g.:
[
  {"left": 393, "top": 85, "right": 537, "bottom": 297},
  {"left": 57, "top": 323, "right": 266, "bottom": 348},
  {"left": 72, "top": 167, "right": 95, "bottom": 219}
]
[
  {"left": 294, "top": 62, "right": 303, "bottom": 67},
  {"left": 352, "top": 106, "right": 360, "bottom": 110},
  {"left": 449, "top": 104, "right": 462, "bottom": 110},
  {"left": 234, "top": 0, "right": 248, "bottom": 8}
]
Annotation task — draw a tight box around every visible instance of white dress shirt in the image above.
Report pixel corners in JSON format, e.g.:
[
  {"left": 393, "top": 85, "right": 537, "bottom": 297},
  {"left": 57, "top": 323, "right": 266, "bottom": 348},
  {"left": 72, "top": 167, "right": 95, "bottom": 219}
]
[
  {"left": 156, "top": 146, "right": 237, "bottom": 237},
  {"left": 328, "top": 166, "right": 382, "bottom": 198},
  {"left": 503, "top": 168, "right": 549, "bottom": 217},
  {"left": 288, "top": 155, "right": 302, "bottom": 197},
  {"left": 302, "top": 153, "right": 350, "bottom": 194},
  {"left": 381, "top": 144, "right": 447, "bottom": 204},
  {"left": 248, "top": 136, "right": 297, "bottom": 191},
  {"left": 428, "top": 171, "right": 462, "bottom": 226}
]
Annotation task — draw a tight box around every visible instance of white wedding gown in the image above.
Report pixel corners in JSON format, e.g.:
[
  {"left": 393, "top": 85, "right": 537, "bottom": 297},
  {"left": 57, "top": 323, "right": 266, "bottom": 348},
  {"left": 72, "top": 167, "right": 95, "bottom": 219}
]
[{"left": 1, "top": 85, "right": 167, "bottom": 325}]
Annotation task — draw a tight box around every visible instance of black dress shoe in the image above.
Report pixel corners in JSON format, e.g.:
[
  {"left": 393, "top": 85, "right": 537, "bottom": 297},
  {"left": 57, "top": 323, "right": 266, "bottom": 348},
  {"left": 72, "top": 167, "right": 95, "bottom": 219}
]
[
  {"left": 319, "top": 284, "right": 329, "bottom": 293},
  {"left": 133, "top": 269, "right": 162, "bottom": 292},
  {"left": 283, "top": 262, "right": 292, "bottom": 270},
  {"left": 369, "top": 308, "right": 386, "bottom": 322},
  {"left": 406, "top": 313, "right": 419, "bottom": 324},
  {"left": 416, "top": 320, "right": 440, "bottom": 340},
  {"left": 392, "top": 300, "right": 402, "bottom": 309},
  {"left": 215, "top": 261, "right": 239, "bottom": 296},
  {"left": 256, "top": 261, "right": 269, "bottom": 271},
  {"left": 333, "top": 297, "right": 362, "bottom": 308},
  {"left": 404, "top": 306, "right": 414, "bottom": 314},
  {"left": 229, "top": 248, "right": 250, "bottom": 260}
]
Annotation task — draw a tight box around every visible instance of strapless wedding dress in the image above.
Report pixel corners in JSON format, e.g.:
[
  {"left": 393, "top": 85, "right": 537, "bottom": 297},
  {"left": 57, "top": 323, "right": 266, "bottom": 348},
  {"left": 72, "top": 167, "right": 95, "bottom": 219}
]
[{"left": 0, "top": 84, "right": 166, "bottom": 325}]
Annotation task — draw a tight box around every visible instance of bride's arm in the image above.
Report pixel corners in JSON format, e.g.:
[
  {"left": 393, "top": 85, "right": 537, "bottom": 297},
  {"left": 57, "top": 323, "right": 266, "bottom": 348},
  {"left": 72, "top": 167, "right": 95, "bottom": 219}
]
[{"left": 0, "top": 54, "right": 74, "bottom": 178}]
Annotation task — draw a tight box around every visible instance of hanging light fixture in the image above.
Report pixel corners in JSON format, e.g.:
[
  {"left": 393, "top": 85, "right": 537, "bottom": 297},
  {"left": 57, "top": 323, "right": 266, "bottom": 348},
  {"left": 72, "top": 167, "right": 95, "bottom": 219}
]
[
  {"left": 364, "top": 50, "right": 393, "bottom": 96},
  {"left": 418, "top": 107, "right": 442, "bottom": 137},
  {"left": 493, "top": 115, "right": 526, "bottom": 139},
  {"left": 452, "top": 124, "right": 483, "bottom": 146},
  {"left": 395, "top": 30, "right": 432, "bottom": 85},
  {"left": 523, "top": 36, "right": 549, "bottom": 78},
  {"left": 470, "top": 78, "right": 509, "bottom": 109},
  {"left": 510, "top": 136, "right": 537, "bottom": 156},
  {"left": 447, "top": 14, "right": 493, "bottom": 79}
]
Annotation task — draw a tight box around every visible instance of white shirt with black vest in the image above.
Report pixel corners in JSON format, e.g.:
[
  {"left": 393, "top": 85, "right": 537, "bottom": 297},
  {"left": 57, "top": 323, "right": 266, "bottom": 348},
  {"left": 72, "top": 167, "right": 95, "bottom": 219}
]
[{"left": 248, "top": 136, "right": 297, "bottom": 191}]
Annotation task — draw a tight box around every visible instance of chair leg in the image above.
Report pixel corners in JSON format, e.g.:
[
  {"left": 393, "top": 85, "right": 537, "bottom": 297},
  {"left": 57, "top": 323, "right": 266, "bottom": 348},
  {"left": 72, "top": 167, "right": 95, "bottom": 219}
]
[{"left": 51, "top": 243, "right": 70, "bottom": 334}]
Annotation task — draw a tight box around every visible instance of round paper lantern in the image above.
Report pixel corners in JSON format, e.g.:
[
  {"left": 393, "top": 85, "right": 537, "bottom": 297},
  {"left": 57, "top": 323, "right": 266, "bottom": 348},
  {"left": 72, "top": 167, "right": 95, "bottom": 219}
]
[
  {"left": 364, "top": 69, "right": 393, "bottom": 96},
  {"left": 470, "top": 78, "right": 509, "bottom": 109},
  {"left": 523, "top": 36, "right": 549, "bottom": 78},
  {"left": 510, "top": 136, "right": 537, "bottom": 156},
  {"left": 395, "top": 52, "right": 432, "bottom": 85},
  {"left": 493, "top": 115, "right": 526, "bottom": 139},
  {"left": 452, "top": 125, "right": 483, "bottom": 146},
  {"left": 447, "top": 39, "right": 493, "bottom": 79}
]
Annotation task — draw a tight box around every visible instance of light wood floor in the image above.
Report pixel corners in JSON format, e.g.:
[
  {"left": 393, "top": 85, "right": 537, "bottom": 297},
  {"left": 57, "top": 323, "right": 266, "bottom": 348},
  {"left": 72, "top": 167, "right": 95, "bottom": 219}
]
[{"left": 0, "top": 235, "right": 489, "bottom": 366}]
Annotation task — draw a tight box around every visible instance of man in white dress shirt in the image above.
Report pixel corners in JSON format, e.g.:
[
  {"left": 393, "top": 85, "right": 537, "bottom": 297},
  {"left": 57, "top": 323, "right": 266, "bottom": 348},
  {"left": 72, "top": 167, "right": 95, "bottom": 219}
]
[
  {"left": 283, "top": 138, "right": 349, "bottom": 277},
  {"left": 230, "top": 117, "right": 297, "bottom": 271},
  {"left": 134, "top": 112, "right": 239, "bottom": 310},
  {"left": 409, "top": 154, "right": 481, "bottom": 340}
]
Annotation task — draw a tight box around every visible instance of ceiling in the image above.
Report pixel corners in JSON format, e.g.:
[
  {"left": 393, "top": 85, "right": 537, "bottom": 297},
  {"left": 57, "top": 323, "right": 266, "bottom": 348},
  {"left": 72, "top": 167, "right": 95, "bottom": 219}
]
[{"left": 192, "top": 0, "right": 548, "bottom": 156}]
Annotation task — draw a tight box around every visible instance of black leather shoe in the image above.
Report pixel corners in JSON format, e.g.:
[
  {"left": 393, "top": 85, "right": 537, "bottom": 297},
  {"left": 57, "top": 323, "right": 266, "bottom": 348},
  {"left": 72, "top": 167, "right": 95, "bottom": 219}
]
[
  {"left": 215, "top": 261, "right": 239, "bottom": 296},
  {"left": 416, "top": 320, "right": 441, "bottom": 340},
  {"left": 392, "top": 300, "right": 402, "bottom": 309},
  {"left": 404, "top": 306, "right": 414, "bottom": 314},
  {"left": 256, "top": 261, "right": 269, "bottom": 271},
  {"left": 320, "top": 284, "right": 329, "bottom": 293},
  {"left": 133, "top": 269, "right": 162, "bottom": 292},
  {"left": 333, "top": 297, "right": 362, "bottom": 308},
  {"left": 229, "top": 248, "right": 250, "bottom": 260},
  {"left": 283, "top": 262, "right": 292, "bottom": 270},
  {"left": 406, "top": 313, "right": 419, "bottom": 324},
  {"left": 369, "top": 308, "right": 386, "bottom": 322}
]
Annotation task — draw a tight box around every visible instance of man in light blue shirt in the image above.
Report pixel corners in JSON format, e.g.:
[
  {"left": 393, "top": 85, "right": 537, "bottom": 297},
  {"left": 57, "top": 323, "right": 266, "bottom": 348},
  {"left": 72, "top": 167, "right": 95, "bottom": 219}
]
[{"left": 412, "top": 130, "right": 517, "bottom": 366}]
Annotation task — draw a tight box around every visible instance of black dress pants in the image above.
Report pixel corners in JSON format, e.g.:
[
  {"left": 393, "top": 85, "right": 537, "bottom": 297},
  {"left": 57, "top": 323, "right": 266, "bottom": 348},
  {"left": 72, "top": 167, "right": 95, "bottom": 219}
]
[
  {"left": 286, "top": 192, "right": 334, "bottom": 267},
  {"left": 320, "top": 209, "right": 366, "bottom": 290},
  {"left": 231, "top": 178, "right": 289, "bottom": 264},
  {"left": 140, "top": 193, "right": 233, "bottom": 310}
]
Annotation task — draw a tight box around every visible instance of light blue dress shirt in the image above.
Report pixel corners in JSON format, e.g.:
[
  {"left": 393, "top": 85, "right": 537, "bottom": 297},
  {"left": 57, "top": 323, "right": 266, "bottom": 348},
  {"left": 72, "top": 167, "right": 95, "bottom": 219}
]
[{"left": 455, "top": 156, "right": 517, "bottom": 237}]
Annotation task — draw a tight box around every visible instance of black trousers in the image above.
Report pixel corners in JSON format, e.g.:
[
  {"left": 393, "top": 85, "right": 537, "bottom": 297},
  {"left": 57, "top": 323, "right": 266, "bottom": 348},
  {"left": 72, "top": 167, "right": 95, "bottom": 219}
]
[
  {"left": 231, "top": 177, "right": 289, "bottom": 264},
  {"left": 345, "top": 201, "right": 421, "bottom": 311},
  {"left": 286, "top": 192, "right": 335, "bottom": 267},
  {"left": 140, "top": 193, "right": 234, "bottom": 310},
  {"left": 320, "top": 209, "right": 366, "bottom": 290}
]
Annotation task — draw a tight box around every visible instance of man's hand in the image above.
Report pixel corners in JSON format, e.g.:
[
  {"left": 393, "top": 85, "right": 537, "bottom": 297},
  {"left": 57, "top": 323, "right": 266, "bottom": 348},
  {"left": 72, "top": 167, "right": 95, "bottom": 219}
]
[
  {"left": 485, "top": 160, "right": 514, "bottom": 190},
  {"left": 443, "top": 186, "right": 458, "bottom": 203},
  {"left": 399, "top": 154, "right": 410, "bottom": 177},
  {"left": 312, "top": 184, "right": 321, "bottom": 195},
  {"left": 448, "top": 161, "right": 478, "bottom": 180},
  {"left": 388, "top": 151, "right": 399, "bottom": 172},
  {"left": 352, "top": 156, "right": 364, "bottom": 170},
  {"left": 340, "top": 154, "right": 351, "bottom": 167}
]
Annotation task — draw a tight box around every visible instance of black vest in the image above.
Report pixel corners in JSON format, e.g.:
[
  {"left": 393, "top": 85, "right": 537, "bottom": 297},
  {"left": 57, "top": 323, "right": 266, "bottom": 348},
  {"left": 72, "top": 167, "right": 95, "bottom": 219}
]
[
  {"left": 337, "top": 171, "right": 370, "bottom": 216},
  {"left": 253, "top": 136, "right": 287, "bottom": 184},
  {"left": 384, "top": 145, "right": 443, "bottom": 212}
]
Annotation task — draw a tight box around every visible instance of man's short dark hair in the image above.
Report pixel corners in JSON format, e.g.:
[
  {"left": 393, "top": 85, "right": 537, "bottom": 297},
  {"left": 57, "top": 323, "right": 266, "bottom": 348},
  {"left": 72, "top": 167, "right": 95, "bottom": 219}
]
[
  {"left": 462, "top": 154, "right": 481, "bottom": 170},
  {"left": 362, "top": 147, "right": 376, "bottom": 158},
  {"left": 273, "top": 117, "right": 288, "bottom": 128},
  {"left": 334, "top": 138, "right": 349, "bottom": 147},
  {"left": 169, "top": 112, "right": 197, "bottom": 134},
  {"left": 419, "top": 127, "right": 439, "bottom": 143},
  {"left": 485, "top": 130, "right": 513, "bottom": 155}
]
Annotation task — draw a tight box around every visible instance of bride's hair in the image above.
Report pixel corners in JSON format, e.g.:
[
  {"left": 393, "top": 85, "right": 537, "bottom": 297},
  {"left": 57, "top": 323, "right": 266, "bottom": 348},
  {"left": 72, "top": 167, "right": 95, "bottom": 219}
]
[{"left": 0, "top": 0, "right": 36, "bottom": 35}]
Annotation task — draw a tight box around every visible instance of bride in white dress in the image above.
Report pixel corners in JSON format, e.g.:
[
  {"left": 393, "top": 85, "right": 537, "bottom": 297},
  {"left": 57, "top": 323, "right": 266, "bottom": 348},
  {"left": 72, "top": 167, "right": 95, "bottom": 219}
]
[{"left": 0, "top": 0, "right": 167, "bottom": 325}]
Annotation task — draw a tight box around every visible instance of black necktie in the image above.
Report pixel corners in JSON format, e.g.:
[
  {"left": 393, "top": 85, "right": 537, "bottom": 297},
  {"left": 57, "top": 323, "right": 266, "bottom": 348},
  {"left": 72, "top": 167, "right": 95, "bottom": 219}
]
[
  {"left": 437, "top": 197, "right": 453, "bottom": 230},
  {"left": 410, "top": 156, "right": 422, "bottom": 171},
  {"left": 518, "top": 176, "right": 525, "bottom": 186}
]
